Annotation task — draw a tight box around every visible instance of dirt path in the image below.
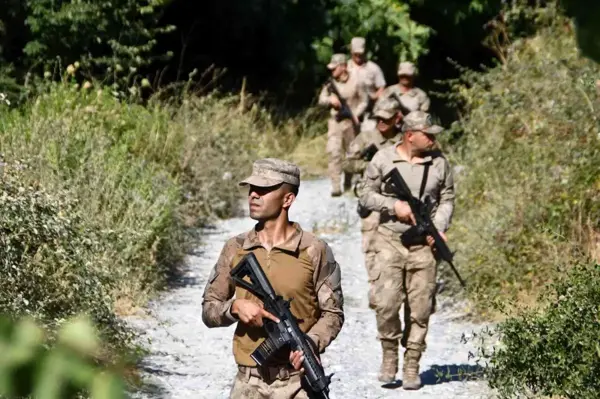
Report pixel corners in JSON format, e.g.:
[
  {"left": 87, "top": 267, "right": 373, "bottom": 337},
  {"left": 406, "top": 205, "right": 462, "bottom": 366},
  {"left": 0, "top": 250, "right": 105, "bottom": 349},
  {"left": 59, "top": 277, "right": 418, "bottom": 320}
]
[{"left": 128, "top": 178, "right": 491, "bottom": 399}]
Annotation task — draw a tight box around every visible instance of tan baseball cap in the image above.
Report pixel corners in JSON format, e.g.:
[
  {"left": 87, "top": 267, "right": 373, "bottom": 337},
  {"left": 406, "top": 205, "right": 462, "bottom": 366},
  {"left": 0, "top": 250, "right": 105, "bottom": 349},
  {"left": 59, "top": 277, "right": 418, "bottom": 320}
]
[
  {"left": 398, "top": 61, "right": 417, "bottom": 76},
  {"left": 327, "top": 53, "right": 347, "bottom": 70},
  {"left": 402, "top": 111, "right": 444, "bottom": 134},
  {"left": 373, "top": 98, "right": 400, "bottom": 120},
  {"left": 239, "top": 158, "right": 301, "bottom": 187},
  {"left": 350, "top": 37, "right": 366, "bottom": 54}
]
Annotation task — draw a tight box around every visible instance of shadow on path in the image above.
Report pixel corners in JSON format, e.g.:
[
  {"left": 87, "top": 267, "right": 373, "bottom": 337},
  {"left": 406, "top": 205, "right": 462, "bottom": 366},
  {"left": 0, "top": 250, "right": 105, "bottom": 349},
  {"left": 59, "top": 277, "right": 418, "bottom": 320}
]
[{"left": 382, "top": 363, "right": 486, "bottom": 389}]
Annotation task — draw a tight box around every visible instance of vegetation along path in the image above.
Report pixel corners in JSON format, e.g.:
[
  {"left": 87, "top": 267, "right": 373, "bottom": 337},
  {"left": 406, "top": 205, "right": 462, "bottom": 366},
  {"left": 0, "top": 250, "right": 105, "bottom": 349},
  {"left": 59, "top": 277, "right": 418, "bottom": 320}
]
[{"left": 128, "top": 178, "right": 490, "bottom": 398}]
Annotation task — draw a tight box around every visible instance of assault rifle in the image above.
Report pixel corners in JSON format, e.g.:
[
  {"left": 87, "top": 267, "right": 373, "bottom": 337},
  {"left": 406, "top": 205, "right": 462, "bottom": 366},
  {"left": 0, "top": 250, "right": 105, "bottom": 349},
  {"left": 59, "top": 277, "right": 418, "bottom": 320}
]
[
  {"left": 359, "top": 143, "right": 379, "bottom": 162},
  {"left": 230, "top": 253, "right": 333, "bottom": 399},
  {"left": 327, "top": 78, "right": 360, "bottom": 134},
  {"left": 383, "top": 168, "right": 467, "bottom": 288}
]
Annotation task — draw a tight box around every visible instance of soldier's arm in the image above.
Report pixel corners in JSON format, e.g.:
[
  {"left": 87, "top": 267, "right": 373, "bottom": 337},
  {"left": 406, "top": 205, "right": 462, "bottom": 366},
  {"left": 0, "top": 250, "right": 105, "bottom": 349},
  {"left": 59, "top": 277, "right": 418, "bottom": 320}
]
[
  {"left": 342, "top": 135, "right": 368, "bottom": 174},
  {"left": 318, "top": 85, "right": 332, "bottom": 107},
  {"left": 306, "top": 243, "right": 344, "bottom": 353},
  {"left": 358, "top": 158, "right": 398, "bottom": 215},
  {"left": 419, "top": 90, "right": 431, "bottom": 112},
  {"left": 201, "top": 239, "right": 239, "bottom": 328},
  {"left": 373, "top": 64, "right": 387, "bottom": 98},
  {"left": 373, "top": 86, "right": 392, "bottom": 112},
  {"left": 433, "top": 159, "right": 455, "bottom": 232},
  {"left": 353, "top": 83, "right": 369, "bottom": 119}
]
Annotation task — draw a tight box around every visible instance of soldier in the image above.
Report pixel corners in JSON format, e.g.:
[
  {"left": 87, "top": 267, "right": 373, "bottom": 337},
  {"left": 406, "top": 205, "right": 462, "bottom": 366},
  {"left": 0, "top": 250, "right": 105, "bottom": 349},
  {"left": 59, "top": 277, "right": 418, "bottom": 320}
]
[
  {"left": 202, "top": 158, "right": 345, "bottom": 399},
  {"left": 343, "top": 98, "right": 403, "bottom": 307},
  {"left": 359, "top": 111, "right": 454, "bottom": 390},
  {"left": 375, "top": 61, "right": 430, "bottom": 114},
  {"left": 347, "top": 37, "right": 387, "bottom": 132},
  {"left": 318, "top": 53, "right": 368, "bottom": 197}
]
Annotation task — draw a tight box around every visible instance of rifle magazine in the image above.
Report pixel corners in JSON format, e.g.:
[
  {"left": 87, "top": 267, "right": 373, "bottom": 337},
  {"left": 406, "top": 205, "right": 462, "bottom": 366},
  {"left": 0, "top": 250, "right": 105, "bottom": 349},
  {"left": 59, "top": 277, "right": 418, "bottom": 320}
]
[{"left": 251, "top": 334, "right": 289, "bottom": 366}]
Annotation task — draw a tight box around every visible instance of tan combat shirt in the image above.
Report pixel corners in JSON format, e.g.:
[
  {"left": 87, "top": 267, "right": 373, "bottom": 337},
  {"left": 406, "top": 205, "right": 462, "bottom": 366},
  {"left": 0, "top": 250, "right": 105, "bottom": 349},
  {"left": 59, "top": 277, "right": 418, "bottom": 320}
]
[
  {"left": 318, "top": 73, "right": 369, "bottom": 120},
  {"left": 202, "top": 223, "right": 344, "bottom": 367},
  {"left": 347, "top": 59, "right": 386, "bottom": 97},
  {"left": 359, "top": 144, "right": 455, "bottom": 234},
  {"left": 343, "top": 129, "right": 402, "bottom": 176},
  {"left": 376, "top": 85, "right": 430, "bottom": 113}
]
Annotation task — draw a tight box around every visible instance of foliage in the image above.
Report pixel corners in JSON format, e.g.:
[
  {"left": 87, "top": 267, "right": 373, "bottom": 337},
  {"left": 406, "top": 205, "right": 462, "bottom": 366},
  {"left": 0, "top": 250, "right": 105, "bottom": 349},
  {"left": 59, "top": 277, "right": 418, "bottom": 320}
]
[
  {"left": 0, "top": 315, "right": 124, "bottom": 398},
  {"left": 439, "top": 8, "right": 600, "bottom": 310},
  {"left": 0, "top": 78, "right": 299, "bottom": 341},
  {"left": 24, "top": 0, "right": 174, "bottom": 89},
  {"left": 313, "top": 0, "right": 431, "bottom": 64},
  {"left": 0, "top": 164, "right": 124, "bottom": 341},
  {"left": 479, "top": 262, "right": 600, "bottom": 398}
]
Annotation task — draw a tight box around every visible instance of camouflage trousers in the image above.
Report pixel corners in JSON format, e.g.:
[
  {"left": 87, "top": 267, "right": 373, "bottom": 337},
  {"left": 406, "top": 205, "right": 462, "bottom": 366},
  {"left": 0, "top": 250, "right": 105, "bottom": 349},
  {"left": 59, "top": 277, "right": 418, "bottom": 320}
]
[
  {"left": 327, "top": 118, "right": 357, "bottom": 193},
  {"left": 361, "top": 211, "right": 380, "bottom": 309},
  {"left": 369, "top": 228, "right": 437, "bottom": 352},
  {"left": 229, "top": 367, "right": 308, "bottom": 399}
]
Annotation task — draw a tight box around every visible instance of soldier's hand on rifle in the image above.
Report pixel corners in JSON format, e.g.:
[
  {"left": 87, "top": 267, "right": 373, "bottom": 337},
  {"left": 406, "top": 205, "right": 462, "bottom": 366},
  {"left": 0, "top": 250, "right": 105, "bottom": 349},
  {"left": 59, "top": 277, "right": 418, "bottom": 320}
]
[
  {"left": 394, "top": 200, "right": 416, "bottom": 225},
  {"left": 231, "top": 299, "right": 280, "bottom": 327},
  {"left": 426, "top": 231, "right": 447, "bottom": 247},
  {"left": 352, "top": 115, "right": 360, "bottom": 127},
  {"left": 329, "top": 95, "right": 341, "bottom": 110}
]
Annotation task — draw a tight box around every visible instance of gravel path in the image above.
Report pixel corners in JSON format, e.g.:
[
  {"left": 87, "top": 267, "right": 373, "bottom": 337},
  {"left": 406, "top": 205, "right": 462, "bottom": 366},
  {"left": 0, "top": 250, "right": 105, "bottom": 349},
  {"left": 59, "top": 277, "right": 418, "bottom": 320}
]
[{"left": 128, "top": 178, "right": 491, "bottom": 399}]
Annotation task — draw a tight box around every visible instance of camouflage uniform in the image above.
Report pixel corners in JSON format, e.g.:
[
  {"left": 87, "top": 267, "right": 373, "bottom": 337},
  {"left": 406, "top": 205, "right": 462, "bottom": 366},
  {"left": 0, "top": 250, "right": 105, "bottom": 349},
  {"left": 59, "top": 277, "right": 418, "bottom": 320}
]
[
  {"left": 202, "top": 159, "right": 345, "bottom": 399},
  {"left": 343, "top": 100, "right": 402, "bottom": 309},
  {"left": 359, "top": 112, "right": 454, "bottom": 387},
  {"left": 318, "top": 54, "right": 369, "bottom": 195},
  {"left": 375, "top": 62, "right": 430, "bottom": 114},
  {"left": 347, "top": 37, "right": 386, "bottom": 133}
]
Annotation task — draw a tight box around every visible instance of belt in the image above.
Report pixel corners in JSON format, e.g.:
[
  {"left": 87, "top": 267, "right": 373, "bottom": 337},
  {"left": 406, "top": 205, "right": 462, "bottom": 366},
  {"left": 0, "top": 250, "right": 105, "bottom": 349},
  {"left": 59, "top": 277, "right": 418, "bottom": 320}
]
[{"left": 238, "top": 365, "right": 300, "bottom": 382}]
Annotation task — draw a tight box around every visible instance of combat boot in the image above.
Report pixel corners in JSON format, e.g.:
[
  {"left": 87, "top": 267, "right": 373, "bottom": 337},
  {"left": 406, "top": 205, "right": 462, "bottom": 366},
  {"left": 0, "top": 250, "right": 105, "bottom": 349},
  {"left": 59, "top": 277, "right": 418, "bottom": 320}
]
[
  {"left": 402, "top": 349, "right": 422, "bottom": 390},
  {"left": 378, "top": 340, "right": 399, "bottom": 383}
]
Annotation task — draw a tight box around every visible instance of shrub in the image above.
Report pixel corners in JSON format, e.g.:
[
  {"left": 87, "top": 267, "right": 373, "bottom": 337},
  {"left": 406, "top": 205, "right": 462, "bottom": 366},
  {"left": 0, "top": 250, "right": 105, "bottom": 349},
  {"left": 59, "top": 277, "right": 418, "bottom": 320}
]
[
  {"left": 482, "top": 262, "right": 600, "bottom": 398},
  {"left": 0, "top": 80, "right": 300, "bottom": 342},
  {"left": 0, "top": 165, "right": 122, "bottom": 340},
  {"left": 439, "top": 10, "right": 600, "bottom": 309}
]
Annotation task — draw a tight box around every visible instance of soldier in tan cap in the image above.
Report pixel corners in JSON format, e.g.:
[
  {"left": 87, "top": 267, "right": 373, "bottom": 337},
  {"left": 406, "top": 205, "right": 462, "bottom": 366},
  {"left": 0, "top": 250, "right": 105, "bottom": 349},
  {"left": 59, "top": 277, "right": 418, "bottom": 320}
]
[
  {"left": 358, "top": 111, "right": 454, "bottom": 390},
  {"left": 375, "top": 61, "right": 430, "bottom": 114},
  {"left": 318, "top": 53, "right": 369, "bottom": 197},
  {"left": 343, "top": 98, "right": 403, "bottom": 296},
  {"left": 347, "top": 37, "right": 387, "bottom": 132},
  {"left": 202, "top": 158, "right": 345, "bottom": 399}
]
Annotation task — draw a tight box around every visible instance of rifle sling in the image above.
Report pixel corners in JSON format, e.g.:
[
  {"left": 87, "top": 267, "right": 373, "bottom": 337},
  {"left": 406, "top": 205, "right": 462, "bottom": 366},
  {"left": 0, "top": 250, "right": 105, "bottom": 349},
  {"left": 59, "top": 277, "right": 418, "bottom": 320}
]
[{"left": 418, "top": 163, "right": 430, "bottom": 201}]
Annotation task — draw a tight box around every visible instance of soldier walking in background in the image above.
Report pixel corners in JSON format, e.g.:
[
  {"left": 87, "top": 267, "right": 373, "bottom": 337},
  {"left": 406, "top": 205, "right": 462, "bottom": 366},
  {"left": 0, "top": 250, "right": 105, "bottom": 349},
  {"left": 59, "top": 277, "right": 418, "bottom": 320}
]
[
  {"left": 202, "top": 158, "right": 344, "bottom": 398},
  {"left": 319, "top": 54, "right": 368, "bottom": 197},
  {"left": 343, "top": 98, "right": 403, "bottom": 308},
  {"left": 347, "top": 37, "right": 387, "bottom": 132},
  {"left": 359, "top": 112, "right": 454, "bottom": 390},
  {"left": 375, "top": 61, "right": 430, "bottom": 114}
]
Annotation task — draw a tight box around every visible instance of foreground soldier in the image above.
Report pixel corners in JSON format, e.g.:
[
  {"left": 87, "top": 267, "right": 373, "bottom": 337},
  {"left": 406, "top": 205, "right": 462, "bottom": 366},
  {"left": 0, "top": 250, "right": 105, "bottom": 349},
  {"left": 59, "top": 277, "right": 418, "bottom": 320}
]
[
  {"left": 347, "top": 36, "right": 386, "bottom": 132},
  {"left": 318, "top": 54, "right": 368, "bottom": 197},
  {"left": 375, "top": 62, "right": 430, "bottom": 113},
  {"left": 202, "top": 158, "right": 344, "bottom": 399},
  {"left": 359, "top": 112, "right": 454, "bottom": 389},
  {"left": 343, "top": 98, "right": 403, "bottom": 307}
]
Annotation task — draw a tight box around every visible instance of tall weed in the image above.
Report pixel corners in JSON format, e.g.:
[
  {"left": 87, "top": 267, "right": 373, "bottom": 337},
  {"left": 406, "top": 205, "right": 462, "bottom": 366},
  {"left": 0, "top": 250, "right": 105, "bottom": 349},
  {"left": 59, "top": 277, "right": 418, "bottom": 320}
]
[
  {"left": 0, "top": 80, "right": 300, "bottom": 342},
  {"left": 441, "top": 15, "right": 600, "bottom": 311}
]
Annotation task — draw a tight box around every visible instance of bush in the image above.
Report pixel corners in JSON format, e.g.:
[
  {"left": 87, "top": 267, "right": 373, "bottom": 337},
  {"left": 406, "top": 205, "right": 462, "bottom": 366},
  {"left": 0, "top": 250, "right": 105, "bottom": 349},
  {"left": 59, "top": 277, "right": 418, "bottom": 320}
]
[
  {"left": 440, "top": 9, "right": 600, "bottom": 310},
  {"left": 482, "top": 262, "right": 600, "bottom": 398},
  {"left": 0, "top": 165, "right": 125, "bottom": 341},
  {"left": 0, "top": 81, "right": 299, "bottom": 342}
]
